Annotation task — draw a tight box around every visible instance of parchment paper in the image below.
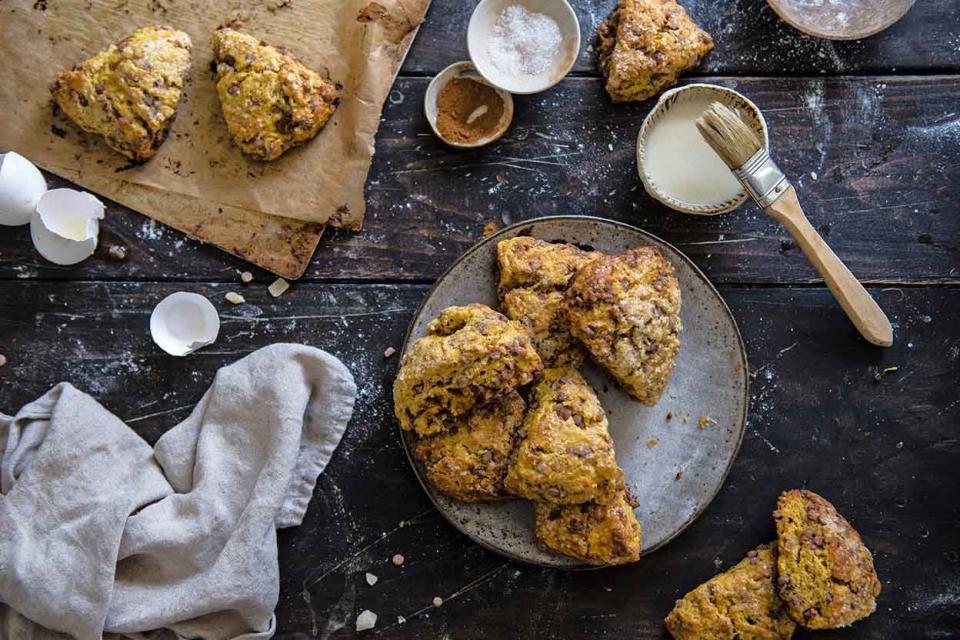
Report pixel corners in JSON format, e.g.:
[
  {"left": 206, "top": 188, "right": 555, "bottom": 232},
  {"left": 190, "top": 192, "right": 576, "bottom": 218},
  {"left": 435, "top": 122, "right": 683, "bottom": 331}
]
[{"left": 0, "top": 0, "right": 430, "bottom": 277}]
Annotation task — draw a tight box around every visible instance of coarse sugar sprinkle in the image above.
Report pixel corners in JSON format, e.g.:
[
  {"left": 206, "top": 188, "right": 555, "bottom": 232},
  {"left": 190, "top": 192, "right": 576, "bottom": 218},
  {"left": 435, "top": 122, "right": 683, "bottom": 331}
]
[{"left": 487, "top": 5, "right": 562, "bottom": 77}]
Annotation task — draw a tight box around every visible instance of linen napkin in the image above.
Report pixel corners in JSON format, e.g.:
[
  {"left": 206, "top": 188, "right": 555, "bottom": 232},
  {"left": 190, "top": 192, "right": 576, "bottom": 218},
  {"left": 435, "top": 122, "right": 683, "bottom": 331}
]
[{"left": 0, "top": 343, "right": 357, "bottom": 640}]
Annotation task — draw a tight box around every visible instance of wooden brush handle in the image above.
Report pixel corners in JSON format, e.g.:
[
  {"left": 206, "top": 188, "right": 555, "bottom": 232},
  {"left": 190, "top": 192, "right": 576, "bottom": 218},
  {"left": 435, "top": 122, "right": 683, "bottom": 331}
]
[{"left": 766, "top": 186, "right": 894, "bottom": 347}]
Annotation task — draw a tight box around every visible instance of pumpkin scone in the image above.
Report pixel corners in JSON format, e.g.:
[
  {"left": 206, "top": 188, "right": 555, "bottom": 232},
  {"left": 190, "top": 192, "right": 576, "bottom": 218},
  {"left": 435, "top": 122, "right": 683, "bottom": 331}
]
[
  {"left": 504, "top": 367, "right": 622, "bottom": 506},
  {"left": 664, "top": 543, "right": 796, "bottom": 640},
  {"left": 497, "top": 237, "right": 599, "bottom": 367},
  {"left": 212, "top": 29, "right": 338, "bottom": 161},
  {"left": 597, "top": 0, "right": 713, "bottom": 103},
  {"left": 774, "top": 490, "right": 881, "bottom": 629},
  {"left": 564, "top": 247, "right": 682, "bottom": 405},
  {"left": 414, "top": 391, "right": 525, "bottom": 502},
  {"left": 534, "top": 489, "right": 641, "bottom": 566},
  {"left": 52, "top": 26, "right": 192, "bottom": 160},
  {"left": 394, "top": 304, "right": 542, "bottom": 437}
]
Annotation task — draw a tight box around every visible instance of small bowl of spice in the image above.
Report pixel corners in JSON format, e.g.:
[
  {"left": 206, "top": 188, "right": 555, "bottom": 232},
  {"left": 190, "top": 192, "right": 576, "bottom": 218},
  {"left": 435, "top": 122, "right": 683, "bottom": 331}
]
[
  {"left": 467, "top": 0, "right": 580, "bottom": 95},
  {"left": 425, "top": 61, "right": 514, "bottom": 148}
]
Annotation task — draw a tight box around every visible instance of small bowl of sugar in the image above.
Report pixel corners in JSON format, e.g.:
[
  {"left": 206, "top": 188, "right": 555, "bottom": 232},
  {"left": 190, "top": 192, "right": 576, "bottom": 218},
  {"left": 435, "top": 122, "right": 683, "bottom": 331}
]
[{"left": 467, "top": 0, "right": 580, "bottom": 95}]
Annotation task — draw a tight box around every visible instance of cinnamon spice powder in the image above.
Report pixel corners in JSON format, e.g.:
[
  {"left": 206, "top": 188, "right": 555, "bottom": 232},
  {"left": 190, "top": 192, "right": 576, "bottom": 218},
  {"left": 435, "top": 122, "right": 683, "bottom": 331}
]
[{"left": 435, "top": 78, "right": 505, "bottom": 145}]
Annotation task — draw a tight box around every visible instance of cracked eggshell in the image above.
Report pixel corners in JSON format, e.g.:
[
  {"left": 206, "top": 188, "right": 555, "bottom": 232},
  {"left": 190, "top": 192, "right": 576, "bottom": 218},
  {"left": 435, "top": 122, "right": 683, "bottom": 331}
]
[
  {"left": 150, "top": 292, "right": 220, "bottom": 357},
  {"left": 0, "top": 151, "right": 47, "bottom": 226},
  {"left": 30, "top": 189, "right": 105, "bottom": 265}
]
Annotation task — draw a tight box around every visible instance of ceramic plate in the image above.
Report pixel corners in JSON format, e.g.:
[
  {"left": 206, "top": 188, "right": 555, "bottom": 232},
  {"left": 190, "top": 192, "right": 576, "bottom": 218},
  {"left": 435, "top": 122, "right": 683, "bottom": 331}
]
[{"left": 398, "top": 216, "right": 749, "bottom": 568}]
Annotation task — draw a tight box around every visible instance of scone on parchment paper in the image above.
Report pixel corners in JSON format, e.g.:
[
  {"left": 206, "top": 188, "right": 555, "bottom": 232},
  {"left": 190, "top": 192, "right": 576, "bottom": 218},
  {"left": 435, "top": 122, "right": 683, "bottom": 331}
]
[
  {"left": 534, "top": 489, "right": 641, "bottom": 566},
  {"left": 394, "top": 304, "right": 542, "bottom": 437},
  {"left": 504, "top": 367, "right": 622, "bottom": 506},
  {"left": 497, "top": 237, "right": 599, "bottom": 367},
  {"left": 564, "top": 246, "right": 682, "bottom": 405},
  {"left": 212, "top": 28, "right": 338, "bottom": 161},
  {"left": 597, "top": 0, "right": 713, "bottom": 103},
  {"left": 665, "top": 543, "right": 797, "bottom": 640},
  {"left": 774, "top": 489, "right": 881, "bottom": 629},
  {"left": 414, "top": 391, "right": 525, "bottom": 502},
  {"left": 52, "top": 26, "right": 192, "bottom": 161}
]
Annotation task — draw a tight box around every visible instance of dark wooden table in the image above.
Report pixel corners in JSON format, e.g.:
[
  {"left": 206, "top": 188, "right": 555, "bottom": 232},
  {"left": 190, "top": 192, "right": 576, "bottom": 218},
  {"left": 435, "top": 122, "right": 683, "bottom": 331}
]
[{"left": 2, "top": 1, "right": 959, "bottom": 638}]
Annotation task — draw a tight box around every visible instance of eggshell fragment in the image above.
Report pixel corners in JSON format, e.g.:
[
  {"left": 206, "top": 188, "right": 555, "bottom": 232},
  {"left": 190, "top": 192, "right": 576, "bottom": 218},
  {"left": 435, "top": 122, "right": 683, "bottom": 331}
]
[
  {"left": 0, "top": 151, "right": 47, "bottom": 226},
  {"left": 30, "top": 189, "right": 104, "bottom": 265},
  {"left": 150, "top": 292, "right": 220, "bottom": 357}
]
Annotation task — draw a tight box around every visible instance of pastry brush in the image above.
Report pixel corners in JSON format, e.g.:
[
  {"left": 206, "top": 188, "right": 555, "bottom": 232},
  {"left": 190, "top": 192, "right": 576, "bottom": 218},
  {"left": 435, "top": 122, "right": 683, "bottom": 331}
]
[{"left": 696, "top": 102, "right": 893, "bottom": 347}]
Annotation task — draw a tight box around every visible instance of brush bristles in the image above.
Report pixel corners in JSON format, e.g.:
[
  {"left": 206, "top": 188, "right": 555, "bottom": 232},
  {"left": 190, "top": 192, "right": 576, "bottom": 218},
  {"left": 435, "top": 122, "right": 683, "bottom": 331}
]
[{"left": 696, "top": 102, "right": 763, "bottom": 170}]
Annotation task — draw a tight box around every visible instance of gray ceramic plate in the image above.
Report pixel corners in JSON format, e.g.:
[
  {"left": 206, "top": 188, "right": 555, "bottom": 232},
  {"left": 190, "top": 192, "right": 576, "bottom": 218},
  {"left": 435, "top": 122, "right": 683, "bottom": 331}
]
[{"left": 398, "top": 216, "right": 749, "bottom": 568}]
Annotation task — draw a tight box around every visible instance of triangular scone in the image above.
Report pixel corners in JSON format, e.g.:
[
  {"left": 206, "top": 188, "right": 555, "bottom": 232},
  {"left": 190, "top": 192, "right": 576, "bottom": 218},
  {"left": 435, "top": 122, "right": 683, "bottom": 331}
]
[
  {"left": 504, "top": 367, "right": 622, "bottom": 506},
  {"left": 414, "top": 392, "right": 526, "bottom": 502},
  {"left": 564, "top": 247, "right": 682, "bottom": 405},
  {"left": 212, "top": 29, "right": 338, "bottom": 161},
  {"left": 597, "top": 0, "right": 713, "bottom": 103},
  {"left": 665, "top": 543, "right": 797, "bottom": 640},
  {"left": 774, "top": 490, "right": 881, "bottom": 629},
  {"left": 535, "top": 489, "right": 641, "bottom": 566},
  {"left": 497, "top": 237, "right": 599, "bottom": 367},
  {"left": 393, "top": 304, "right": 542, "bottom": 437},
  {"left": 52, "top": 26, "right": 192, "bottom": 160}
]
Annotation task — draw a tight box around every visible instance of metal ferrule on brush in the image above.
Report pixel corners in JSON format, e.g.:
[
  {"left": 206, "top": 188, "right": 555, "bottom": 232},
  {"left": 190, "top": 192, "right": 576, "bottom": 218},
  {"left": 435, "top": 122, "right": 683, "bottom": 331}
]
[{"left": 735, "top": 148, "right": 791, "bottom": 208}]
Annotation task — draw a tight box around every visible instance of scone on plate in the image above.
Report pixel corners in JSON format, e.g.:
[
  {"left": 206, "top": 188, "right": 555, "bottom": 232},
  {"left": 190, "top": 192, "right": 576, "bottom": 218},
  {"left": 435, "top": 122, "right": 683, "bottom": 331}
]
[
  {"left": 212, "top": 29, "right": 338, "bottom": 161},
  {"left": 52, "top": 26, "right": 192, "bottom": 160},
  {"left": 597, "top": 0, "right": 713, "bottom": 103},
  {"left": 414, "top": 391, "right": 525, "bottom": 502},
  {"left": 504, "top": 367, "right": 621, "bottom": 506},
  {"left": 394, "top": 304, "right": 542, "bottom": 437},
  {"left": 774, "top": 490, "right": 881, "bottom": 629},
  {"left": 564, "top": 247, "right": 681, "bottom": 405},
  {"left": 497, "top": 237, "right": 599, "bottom": 367},
  {"left": 664, "top": 543, "right": 797, "bottom": 640},
  {"left": 534, "top": 489, "right": 641, "bottom": 566}
]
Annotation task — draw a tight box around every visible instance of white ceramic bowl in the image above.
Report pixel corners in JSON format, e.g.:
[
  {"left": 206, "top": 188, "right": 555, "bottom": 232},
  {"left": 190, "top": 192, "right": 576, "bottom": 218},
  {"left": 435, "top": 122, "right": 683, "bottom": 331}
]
[
  {"left": 424, "top": 61, "right": 514, "bottom": 148},
  {"left": 637, "top": 84, "right": 770, "bottom": 216},
  {"left": 467, "top": 0, "right": 580, "bottom": 95}
]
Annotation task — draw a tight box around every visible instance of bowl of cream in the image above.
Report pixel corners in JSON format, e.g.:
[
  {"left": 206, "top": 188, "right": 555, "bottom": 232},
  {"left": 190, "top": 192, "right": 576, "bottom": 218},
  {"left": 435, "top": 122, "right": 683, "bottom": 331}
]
[{"left": 637, "top": 84, "right": 770, "bottom": 215}]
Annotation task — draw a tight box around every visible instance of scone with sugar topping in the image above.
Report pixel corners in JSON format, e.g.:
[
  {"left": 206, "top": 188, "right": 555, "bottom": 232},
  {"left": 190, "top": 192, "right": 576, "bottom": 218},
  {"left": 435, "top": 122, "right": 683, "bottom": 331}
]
[
  {"left": 497, "top": 236, "right": 599, "bottom": 367},
  {"left": 394, "top": 304, "right": 542, "bottom": 437},
  {"left": 414, "top": 391, "right": 525, "bottom": 502},
  {"left": 504, "top": 367, "right": 622, "bottom": 506},
  {"left": 534, "top": 489, "right": 642, "bottom": 566},
  {"left": 212, "top": 28, "right": 338, "bottom": 161},
  {"left": 665, "top": 543, "right": 797, "bottom": 640},
  {"left": 52, "top": 26, "right": 192, "bottom": 160},
  {"left": 597, "top": 0, "right": 713, "bottom": 103},
  {"left": 564, "top": 246, "right": 682, "bottom": 405},
  {"left": 774, "top": 489, "right": 881, "bottom": 629}
]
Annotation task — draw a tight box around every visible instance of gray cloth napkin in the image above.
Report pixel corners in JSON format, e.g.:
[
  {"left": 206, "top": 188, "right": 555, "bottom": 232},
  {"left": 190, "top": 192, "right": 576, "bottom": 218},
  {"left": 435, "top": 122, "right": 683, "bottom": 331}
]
[{"left": 0, "top": 344, "right": 357, "bottom": 640}]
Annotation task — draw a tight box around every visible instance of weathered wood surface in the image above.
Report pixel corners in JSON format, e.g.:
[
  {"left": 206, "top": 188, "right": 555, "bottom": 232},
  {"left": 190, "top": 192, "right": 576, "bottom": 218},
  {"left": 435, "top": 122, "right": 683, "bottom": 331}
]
[
  {"left": 405, "top": 0, "right": 960, "bottom": 76},
  {"left": 1, "top": 282, "right": 958, "bottom": 639},
  {"left": 1, "top": 76, "right": 958, "bottom": 285}
]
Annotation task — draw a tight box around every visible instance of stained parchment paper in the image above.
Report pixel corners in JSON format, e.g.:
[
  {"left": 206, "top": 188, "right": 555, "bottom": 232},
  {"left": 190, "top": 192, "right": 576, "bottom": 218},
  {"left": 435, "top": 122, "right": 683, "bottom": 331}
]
[{"left": 0, "top": 0, "right": 430, "bottom": 276}]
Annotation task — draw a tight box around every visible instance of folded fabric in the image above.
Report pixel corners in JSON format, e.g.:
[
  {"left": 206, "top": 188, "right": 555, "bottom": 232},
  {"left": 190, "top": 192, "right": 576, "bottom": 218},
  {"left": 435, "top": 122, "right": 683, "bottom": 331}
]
[{"left": 0, "top": 344, "right": 356, "bottom": 640}]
